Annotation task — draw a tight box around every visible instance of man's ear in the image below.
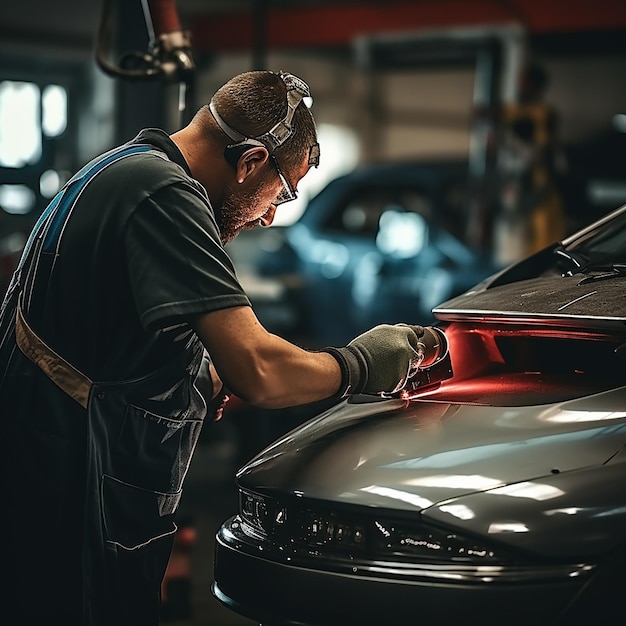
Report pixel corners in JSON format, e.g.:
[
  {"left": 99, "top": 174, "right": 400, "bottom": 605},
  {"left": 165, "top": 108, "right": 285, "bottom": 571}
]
[{"left": 235, "top": 145, "right": 270, "bottom": 184}]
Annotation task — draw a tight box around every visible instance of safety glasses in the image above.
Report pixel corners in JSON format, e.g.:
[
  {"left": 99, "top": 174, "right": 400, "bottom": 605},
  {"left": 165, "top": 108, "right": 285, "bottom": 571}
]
[{"left": 271, "top": 154, "right": 297, "bottom": 205}]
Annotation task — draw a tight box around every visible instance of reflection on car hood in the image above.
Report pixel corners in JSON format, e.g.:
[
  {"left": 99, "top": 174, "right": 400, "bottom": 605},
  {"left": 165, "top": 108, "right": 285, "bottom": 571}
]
[
  {"left": 238, "top": 388, "right": 626, "bottom": 509},
  {"left": 238, "top": 387, "right": 626, "bottom": 558},
  {"left": 434, "top": 273, "right": 626, "bottom": 325}
]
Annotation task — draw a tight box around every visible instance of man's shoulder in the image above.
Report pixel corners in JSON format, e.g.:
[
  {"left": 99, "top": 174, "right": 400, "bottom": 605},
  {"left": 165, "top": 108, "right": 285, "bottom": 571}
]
[
  {"left": 90, "top": 143, "right": 195, "bottom": 205},
  {"left": 129, "top": 128, "right": 191, "bottom": 174}
]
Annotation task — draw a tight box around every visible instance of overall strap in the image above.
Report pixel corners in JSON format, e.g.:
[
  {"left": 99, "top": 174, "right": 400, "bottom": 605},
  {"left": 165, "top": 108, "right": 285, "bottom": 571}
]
[
  {"left": 14, "top": 143, "right": 164, "bottom": 407},
  {"left": 15, "top": 303, "right": 92, "bottom": 408},
  {"left": 18, "top": 143, "right": 156, "bottom": 269}
]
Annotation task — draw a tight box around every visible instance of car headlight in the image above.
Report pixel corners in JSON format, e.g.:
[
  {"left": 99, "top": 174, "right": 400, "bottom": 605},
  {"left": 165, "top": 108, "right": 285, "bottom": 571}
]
[
  {"left": 240, "top": 490, "right": 508, "bottom": 564},
  {"left": 236, "top": 489, "right": 595, "bottom": 584}
]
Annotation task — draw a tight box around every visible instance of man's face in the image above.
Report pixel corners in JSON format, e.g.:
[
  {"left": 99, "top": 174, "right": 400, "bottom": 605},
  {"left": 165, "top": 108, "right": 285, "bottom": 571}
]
[
  {"left": 216, "top": 184, "right": 267, "bottom": 245},
  {"left": 216, "top": 156, "right": 308, "bottom": 245}
]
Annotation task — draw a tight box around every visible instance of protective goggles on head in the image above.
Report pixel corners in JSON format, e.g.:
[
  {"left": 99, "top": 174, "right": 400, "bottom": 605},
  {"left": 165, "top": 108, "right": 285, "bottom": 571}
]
[{"left": 209, "top": 71, "right": 321, "bottom": 180}]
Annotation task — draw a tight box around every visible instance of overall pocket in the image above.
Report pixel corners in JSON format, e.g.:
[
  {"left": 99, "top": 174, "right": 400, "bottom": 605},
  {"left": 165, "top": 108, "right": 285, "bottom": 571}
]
[
  {"left": 101, "top": 473, "right": 179, "bottom": 550},
  {"left": 115, "top": 401, "right": 204, "bottom": 493}
]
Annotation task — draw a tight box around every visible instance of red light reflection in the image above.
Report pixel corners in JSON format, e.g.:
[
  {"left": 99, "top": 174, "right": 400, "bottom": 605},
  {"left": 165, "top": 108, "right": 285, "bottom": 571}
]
[{"left": 402, "top": 322, "right": 620, "bottom": 406}]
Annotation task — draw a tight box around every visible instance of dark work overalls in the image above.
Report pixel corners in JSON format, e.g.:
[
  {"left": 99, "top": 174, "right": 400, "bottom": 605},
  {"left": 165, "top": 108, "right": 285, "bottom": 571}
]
[{"left": 2, "top": 143, "right": 211, "bottom": 625}]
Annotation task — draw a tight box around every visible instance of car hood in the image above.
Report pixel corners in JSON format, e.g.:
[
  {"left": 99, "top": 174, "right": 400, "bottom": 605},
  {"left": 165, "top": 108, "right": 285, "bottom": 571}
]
[
  {"left": 237, "top": 387, "right": 626, "bottom": 558},
  {"left": 239, "top": 388, "right": 626, "bottom": 506}
]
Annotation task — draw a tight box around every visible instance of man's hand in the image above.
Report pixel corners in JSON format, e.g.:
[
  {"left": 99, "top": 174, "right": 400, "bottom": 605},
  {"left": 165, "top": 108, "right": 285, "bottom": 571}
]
[{"left": 322, "top": 323, "right": 445, "bottom": 396}]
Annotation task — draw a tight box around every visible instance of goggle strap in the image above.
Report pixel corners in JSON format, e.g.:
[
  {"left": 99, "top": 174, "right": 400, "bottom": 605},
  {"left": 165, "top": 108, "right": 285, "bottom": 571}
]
[
  {"left": 209, "top": 71, "right": 313, "bottom": 154},
  {"left": 209, "top": 101, "right": 247, "bottom": 144}
]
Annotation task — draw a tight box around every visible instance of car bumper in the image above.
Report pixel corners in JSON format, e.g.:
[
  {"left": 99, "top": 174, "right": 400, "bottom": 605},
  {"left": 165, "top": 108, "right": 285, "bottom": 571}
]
[{"left": 212, "top": 516, "right": 588, "bottom": 626}]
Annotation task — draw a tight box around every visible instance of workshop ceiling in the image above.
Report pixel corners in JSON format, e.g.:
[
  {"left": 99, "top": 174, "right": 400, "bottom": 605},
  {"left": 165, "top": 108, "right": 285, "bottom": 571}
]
[
  {"left": 186, "top": 0, "right": 626, "bottom": 52},
  {"left": 0, "top": 0, "right": 625, "bottom": 57}
]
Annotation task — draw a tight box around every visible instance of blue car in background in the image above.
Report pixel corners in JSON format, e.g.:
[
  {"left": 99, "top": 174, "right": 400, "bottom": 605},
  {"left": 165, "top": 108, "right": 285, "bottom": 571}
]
[{"left": 253, "top": 161, "right": 497, "bottom": 346}]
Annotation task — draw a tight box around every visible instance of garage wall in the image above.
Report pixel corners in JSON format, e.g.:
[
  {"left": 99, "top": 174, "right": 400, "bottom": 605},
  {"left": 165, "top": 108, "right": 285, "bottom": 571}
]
[
  {"left": 545, "top": 55, "right": 626, "bottom": 144},
  {"left": 194, "top": 52, "right": 475, "bottom": 163},
  {"left": 193, "top": 45, "right": 625, "bottom": 165}
]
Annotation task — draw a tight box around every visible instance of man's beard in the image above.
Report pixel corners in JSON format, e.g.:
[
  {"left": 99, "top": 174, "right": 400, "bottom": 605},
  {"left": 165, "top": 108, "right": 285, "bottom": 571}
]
[{"left": 215, "top": 185, "right": 265, "bottom": 245}]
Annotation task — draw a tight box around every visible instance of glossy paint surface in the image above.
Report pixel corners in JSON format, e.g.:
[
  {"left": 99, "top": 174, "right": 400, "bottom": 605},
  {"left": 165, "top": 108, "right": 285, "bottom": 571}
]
[{"left": 238, "top": 384, "right": 626, "bottom": 559}]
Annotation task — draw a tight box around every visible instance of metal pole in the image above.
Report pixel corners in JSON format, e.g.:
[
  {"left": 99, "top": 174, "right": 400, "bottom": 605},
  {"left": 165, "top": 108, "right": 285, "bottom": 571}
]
[{"left": 252, "top": 0, "right": 268, "bottom": 71}]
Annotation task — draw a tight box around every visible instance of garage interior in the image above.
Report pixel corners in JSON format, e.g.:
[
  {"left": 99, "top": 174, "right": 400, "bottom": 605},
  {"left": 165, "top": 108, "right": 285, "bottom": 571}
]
[{"left": 1, "top": 1, "right": 625, "bottom": 624}]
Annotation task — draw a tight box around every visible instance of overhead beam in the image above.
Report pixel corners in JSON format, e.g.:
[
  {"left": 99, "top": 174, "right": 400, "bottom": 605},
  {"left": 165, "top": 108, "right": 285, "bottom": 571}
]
[{"left": 190, "top": 0, "right": 626, "bottom": 51}]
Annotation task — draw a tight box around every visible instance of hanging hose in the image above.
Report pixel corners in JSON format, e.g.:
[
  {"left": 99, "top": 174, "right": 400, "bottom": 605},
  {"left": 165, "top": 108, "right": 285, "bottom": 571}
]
[{"left": 95, "top": 0, "right": 195, "bottom": 85}]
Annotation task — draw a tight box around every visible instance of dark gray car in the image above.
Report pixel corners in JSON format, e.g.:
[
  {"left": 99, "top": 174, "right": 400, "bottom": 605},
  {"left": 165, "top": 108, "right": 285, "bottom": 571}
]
[{"left": 213, "top": 204, "right": 626, "bottom": 626}]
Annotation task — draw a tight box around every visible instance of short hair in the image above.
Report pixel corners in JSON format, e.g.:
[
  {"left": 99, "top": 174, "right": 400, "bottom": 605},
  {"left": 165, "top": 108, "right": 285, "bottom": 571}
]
[{"left": 209, "top": 70, "right": 318, "bottom": 173}]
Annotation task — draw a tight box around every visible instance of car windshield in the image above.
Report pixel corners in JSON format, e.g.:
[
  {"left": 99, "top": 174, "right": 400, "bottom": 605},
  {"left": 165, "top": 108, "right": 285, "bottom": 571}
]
[{"left": 555, "top": 206, "right": 626, "bottom": 274}]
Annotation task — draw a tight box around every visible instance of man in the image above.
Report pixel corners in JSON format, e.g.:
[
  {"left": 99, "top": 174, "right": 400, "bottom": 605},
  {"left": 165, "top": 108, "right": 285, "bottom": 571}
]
[{"left": 0, "top": 70, "right": 443, "bottom": 625}]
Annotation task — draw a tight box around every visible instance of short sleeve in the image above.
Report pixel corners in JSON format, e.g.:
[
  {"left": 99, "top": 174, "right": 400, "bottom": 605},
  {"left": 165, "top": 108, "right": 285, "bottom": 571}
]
[{"left": 125, "top": 182, "right": 251, "bottom": 331}]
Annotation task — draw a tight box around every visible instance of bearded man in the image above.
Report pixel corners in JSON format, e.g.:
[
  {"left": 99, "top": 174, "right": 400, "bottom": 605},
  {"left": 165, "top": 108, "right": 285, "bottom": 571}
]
[{"left": 0, "top": 70, "right": 440, "bottom": 626}]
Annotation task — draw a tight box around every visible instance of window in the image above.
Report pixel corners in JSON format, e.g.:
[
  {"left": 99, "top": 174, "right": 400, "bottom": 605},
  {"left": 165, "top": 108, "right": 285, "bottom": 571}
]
[
  {"left": 0, "top": 80, "right": 68, "bottom": 208},
  {"left": 322, "top": 185, "right": 432, "bottom": 238},
  {"left": 0, "top": 81, "right": 42, "bottom": 168},
  {"left": 0, "top": 77, "right": 71, "bottom": 292}
]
